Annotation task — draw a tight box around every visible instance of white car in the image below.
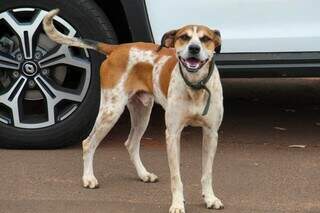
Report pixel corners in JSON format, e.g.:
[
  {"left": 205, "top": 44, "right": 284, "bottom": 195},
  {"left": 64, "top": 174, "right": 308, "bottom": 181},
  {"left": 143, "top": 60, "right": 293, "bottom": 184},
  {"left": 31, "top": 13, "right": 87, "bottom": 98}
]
[{"left": 0, "top": 0, "right": 319, "bottom": 148}]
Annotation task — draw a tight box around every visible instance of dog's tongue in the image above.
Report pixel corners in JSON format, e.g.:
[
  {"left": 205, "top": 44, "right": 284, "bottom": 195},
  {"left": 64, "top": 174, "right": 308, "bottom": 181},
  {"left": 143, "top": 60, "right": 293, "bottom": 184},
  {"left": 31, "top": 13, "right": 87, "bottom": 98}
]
[{"left": 186, "top": 58, "right": 200, "bottom": 68}]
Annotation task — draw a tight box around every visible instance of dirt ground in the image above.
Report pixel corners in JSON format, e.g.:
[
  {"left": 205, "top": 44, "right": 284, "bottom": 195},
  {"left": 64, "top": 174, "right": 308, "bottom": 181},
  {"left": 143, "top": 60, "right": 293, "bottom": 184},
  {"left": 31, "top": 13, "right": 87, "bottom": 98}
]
[{"left": 0, "top": 78, "right": 320, "bottom": 213}]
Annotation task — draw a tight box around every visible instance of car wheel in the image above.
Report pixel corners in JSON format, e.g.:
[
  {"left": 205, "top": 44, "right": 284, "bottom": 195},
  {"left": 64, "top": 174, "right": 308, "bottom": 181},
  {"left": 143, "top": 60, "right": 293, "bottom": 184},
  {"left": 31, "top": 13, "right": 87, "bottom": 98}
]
[{"left": 0, "top": 0, "right": 117, "bottom": 148}]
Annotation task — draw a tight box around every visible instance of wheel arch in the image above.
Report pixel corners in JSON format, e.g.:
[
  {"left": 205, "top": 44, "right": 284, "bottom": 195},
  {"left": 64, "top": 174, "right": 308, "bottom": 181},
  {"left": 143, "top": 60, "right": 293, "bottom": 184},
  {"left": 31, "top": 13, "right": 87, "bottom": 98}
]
[{"left": 94, "top": 0, "right": 153, "bottom": 43}]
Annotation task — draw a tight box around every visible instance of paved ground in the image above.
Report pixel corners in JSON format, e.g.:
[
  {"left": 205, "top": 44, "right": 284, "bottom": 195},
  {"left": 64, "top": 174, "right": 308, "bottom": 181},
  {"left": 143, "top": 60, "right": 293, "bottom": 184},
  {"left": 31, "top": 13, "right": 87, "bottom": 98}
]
[{"left": 1, "top": 78, "right": 320, "bottom": 213}]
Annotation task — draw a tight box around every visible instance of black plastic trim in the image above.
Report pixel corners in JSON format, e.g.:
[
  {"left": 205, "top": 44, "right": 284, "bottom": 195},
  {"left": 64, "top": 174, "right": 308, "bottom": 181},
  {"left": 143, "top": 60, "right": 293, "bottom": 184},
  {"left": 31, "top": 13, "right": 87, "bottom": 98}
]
[
  {"left": 119, "top": 0, "right": 153, "bottom": 42},
  {"left": 215, "top": 52, "right": 320, "bottom": 78}
]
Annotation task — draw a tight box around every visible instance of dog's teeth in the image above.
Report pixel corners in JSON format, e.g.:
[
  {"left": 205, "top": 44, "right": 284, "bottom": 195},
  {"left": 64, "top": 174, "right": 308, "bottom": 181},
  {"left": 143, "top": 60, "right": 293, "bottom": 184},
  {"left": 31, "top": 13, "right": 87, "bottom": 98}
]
[{"left": 187, "top": 62, "right": 200, "bottom": 69}]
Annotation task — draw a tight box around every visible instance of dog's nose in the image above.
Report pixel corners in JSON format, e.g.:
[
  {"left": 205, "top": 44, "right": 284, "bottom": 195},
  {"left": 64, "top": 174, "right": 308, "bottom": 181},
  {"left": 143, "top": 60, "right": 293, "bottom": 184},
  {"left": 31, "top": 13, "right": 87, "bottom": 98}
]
[{"left": 188, "top": 44, "right": 200, "bottom": 54}]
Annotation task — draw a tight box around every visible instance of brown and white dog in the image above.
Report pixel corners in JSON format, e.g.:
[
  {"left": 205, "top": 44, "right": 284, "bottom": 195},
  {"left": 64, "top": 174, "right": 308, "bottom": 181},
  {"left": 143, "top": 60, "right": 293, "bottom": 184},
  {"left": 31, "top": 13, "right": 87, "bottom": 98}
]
[{"left": 43, "top": 9, "right": 224, "bottom": 213}]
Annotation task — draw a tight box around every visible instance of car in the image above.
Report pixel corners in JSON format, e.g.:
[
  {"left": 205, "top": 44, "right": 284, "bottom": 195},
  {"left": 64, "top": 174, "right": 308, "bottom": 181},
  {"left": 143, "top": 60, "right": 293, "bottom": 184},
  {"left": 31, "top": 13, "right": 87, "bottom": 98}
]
[{"left": 1, "top": 0, "right": 319, "bottom": 148}]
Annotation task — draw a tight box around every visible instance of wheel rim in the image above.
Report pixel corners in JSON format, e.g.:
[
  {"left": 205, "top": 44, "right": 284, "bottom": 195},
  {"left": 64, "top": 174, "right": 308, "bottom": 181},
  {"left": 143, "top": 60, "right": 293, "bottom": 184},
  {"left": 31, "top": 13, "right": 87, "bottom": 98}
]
[{"left": 0, "top": 8, "right": 91, "bottom": 129}]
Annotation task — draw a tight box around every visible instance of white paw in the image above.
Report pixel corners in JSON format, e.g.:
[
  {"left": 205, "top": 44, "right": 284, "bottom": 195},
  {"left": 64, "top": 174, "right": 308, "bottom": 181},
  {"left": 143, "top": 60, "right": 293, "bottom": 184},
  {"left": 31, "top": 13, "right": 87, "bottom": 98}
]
[
  {"left": 204, "top": 195, "right": 224, "bottom": 210},
  {"left": 139, "top": 172, "right": 158, "bottom": 183},
  {"left": 82, "top": 175, "right": 99, "bottom": 189},
  {"left": 169, "top": 204, "right": 185, "bottom": 213}
]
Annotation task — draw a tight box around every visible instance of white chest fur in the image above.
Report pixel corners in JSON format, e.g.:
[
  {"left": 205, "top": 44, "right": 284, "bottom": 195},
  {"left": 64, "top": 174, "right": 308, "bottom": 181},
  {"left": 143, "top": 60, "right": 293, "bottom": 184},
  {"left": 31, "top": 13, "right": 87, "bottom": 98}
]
[{"left": 166, "top": 66, "right": 224, "bottom": 130}]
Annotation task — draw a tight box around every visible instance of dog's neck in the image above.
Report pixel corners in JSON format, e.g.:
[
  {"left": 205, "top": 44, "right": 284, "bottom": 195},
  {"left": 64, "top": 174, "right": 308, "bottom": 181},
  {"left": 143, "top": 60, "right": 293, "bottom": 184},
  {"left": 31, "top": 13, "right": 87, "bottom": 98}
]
[{"left": 178, "top": 59, "right": 215, "bottom": 115}]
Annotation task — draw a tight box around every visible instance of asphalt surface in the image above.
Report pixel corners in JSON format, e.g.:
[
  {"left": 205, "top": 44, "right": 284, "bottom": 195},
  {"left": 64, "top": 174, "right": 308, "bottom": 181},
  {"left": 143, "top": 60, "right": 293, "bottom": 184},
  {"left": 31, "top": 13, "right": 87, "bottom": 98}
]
[{"left": 1, "top": 78, "right": 320, "bottom": 213}]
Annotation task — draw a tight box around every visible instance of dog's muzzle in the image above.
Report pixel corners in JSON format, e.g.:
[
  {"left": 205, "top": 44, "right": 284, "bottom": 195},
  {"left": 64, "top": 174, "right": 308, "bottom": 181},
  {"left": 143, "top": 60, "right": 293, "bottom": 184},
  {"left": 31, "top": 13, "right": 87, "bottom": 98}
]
[
  {"left": 178, "top": 44, "right": 209, "bottom": 72},
  {"left": 178, "top": 56, "right": 208, "bottom": 73}
]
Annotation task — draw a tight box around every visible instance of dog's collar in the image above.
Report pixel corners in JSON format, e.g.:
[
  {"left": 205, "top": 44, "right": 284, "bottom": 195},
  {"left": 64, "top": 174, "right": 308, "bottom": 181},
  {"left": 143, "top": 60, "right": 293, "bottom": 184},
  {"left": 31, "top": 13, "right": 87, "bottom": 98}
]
[{"left": 178, "top": 57, "right": 215, "bottom": 116}]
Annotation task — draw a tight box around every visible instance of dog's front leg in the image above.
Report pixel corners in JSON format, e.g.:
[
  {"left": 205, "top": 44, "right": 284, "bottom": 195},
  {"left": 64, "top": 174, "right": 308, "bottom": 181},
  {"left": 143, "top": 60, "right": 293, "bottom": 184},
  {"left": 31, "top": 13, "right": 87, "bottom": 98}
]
[
  {"left": 201, "top": 128, "right": 224, "bottom": 209},
  {"left": 166, "top": 115, "right": 185, "bottom": 213},
  {"left": 166, "top": 130, "right": 185, "bottom": 213}
]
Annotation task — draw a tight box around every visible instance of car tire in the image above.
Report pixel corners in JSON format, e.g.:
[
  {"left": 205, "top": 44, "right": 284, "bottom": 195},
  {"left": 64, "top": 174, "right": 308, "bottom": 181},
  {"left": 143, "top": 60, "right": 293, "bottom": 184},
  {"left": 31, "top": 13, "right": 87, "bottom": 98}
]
[{"left": 0, "top": 0, "right": 117, "bottom": 148}]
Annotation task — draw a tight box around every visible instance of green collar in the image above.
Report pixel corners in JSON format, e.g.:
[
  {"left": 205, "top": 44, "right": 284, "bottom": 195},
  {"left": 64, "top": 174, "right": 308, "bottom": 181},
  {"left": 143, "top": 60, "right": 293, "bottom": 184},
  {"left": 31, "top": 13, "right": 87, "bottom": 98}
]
[{"left": 178, "top": 58, "right": 215, "bottom": 116}]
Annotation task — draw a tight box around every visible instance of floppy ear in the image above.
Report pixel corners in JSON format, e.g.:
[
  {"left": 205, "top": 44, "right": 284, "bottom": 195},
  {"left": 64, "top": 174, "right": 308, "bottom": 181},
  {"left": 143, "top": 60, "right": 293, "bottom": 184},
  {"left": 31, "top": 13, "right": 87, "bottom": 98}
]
[
  {"left": 157, "top": 29, "right": 178, "bottom": 51},
  {"left": 212, "top": 29, "right": 222, "bottom": 53}
]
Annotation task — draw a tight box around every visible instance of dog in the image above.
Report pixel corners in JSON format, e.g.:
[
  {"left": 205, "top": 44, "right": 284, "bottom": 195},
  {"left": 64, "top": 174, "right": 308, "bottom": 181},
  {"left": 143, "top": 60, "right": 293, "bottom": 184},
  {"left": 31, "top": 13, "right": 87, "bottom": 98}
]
[{"left": 43, "top": 9, "right": 224, "bottom": 213}]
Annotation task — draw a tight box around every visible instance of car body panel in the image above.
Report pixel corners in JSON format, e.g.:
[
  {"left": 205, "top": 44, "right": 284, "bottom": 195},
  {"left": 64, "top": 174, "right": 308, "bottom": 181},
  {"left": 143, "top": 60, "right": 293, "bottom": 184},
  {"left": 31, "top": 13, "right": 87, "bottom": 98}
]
[{"left": 145, "top": 0, "right": 320, "bottom": 53}]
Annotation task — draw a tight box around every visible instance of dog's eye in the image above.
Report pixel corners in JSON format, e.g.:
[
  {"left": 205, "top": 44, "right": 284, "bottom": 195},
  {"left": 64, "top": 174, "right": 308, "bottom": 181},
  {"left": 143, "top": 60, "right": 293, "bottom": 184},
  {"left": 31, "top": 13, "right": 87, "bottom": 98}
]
[
  {"left": 180, "top": 34, "right": 191, "bottom": 41},
  {"left": 200, "top": 36, "right": 211, "bottom": 43}
]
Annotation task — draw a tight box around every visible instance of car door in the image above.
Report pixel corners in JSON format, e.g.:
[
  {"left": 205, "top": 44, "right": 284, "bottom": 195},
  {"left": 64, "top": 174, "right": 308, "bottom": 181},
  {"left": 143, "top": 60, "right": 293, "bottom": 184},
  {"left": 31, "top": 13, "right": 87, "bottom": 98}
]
[{"left": 145, "top": 0, "right": 320, "bottom": 53}]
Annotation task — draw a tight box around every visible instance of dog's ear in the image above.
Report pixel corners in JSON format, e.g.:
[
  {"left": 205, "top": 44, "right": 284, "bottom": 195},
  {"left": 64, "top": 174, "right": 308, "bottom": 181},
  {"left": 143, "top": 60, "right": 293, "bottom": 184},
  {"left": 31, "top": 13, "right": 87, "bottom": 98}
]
[
  {"left": 157, "top": 29, "right": 178, "bottom": 51},
  {"left": 211, "top": 29, "right": 222, "bottom": 53}
]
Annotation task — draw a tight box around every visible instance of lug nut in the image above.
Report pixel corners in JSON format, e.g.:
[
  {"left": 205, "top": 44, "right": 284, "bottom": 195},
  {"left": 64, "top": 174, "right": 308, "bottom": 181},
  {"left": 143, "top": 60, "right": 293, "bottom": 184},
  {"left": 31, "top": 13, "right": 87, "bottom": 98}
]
[
  {"left": 41, "top": 69, "right": 50, "bottom": 76},
  {"left": 15, "top": 52, "right": 23, "bottom": 62},
  {"left": 34, "top": 51, "right": 42, "bottom": 60},
  {"left": 28, "top": 80, "right": 36, "bottom": 88},
  {"left": 12, "top": 71, "right": 20, "bottom": 78}
]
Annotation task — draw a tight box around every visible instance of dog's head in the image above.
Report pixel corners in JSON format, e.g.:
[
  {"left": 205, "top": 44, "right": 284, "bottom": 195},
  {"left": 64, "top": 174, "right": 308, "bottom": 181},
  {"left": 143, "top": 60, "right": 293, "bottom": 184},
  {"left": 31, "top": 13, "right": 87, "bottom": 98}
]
[{"left": 159, "top": 25, "right": 221, "bottom": 75}]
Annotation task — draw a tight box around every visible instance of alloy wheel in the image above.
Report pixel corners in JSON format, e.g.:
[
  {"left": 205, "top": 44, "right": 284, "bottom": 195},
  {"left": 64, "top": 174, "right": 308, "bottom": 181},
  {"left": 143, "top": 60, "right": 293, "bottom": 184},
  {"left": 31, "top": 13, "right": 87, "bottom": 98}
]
[{"left": 0, "top": 8, "right": 91, "bottom": 129}]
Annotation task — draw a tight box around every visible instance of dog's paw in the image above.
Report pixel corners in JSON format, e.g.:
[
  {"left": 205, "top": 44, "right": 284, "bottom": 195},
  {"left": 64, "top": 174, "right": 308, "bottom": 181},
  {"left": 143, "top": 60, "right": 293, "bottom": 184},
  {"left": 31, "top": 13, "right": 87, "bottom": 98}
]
[
  {"left": 82, "top": 175, "right": 99, "bottom": 189},
  {"left": 204, "top": 195, "right": 224, "bottom": 210},
  {"left": 169, "top": 204, "right": 185, "bottom": 213},
  {"left": 140, "top": 172, "right": 158, "bottom": 183}
]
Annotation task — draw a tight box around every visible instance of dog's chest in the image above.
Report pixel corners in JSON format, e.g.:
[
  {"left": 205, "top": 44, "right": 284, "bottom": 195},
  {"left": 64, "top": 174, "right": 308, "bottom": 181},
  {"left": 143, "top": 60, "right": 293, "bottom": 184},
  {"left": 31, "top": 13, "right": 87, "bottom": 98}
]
[
  {"left": 183, "top": 92, "right": 210, "bottom": 127},
  {"left": 166, "top": 68, "right": 223, "bottom": 128}
]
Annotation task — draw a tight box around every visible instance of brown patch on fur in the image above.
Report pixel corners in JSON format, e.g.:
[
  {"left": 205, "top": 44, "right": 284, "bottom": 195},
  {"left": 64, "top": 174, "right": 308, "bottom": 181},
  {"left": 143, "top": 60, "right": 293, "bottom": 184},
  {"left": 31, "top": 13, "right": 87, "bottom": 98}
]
[
  {"left": 165, "top": 25, "right": 220, "bottom": 52},
  {"left": 125, "top": 62, "right": 154, "bottom": 94},
  {"left": 97, "top": 43, "right": 118, "bottom": 55},
  {"left": 203, "top": 40, "right": 215, "bottom": 51},
  {"left": 99, "top": 42, "right": 179, "bottom": 97},
  {"left": 138, "top": 44, "right": 178, "bottom": 98},
  {"left": 100, "top": 46, "right": 129, "bottom": 89},
  {"left": 197, "top": 26, "right": 221, "bottom": 52},
  {"left": 174, "top": 26, "right": 194, "bottom": 49},
  {"left": 159, "top": 25, "right": 196, "bottom": 49},
  {"left": 159, "top": 56, "right": 177, "bottom": 97},
  {"left": 100, "top": 43, "right": 160, "bottom": 89}
]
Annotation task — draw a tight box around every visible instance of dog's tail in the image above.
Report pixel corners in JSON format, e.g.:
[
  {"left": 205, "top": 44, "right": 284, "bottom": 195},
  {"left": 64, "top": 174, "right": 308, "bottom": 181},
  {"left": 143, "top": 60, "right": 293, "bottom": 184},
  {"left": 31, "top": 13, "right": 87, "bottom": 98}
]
[{"left": 43, "top": 9, "right": 116, "bottom": 55}]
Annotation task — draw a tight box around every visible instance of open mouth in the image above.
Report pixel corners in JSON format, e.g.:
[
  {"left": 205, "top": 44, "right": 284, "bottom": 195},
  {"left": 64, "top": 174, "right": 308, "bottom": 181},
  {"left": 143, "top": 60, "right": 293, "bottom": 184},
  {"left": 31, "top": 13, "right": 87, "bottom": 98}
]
[{"left": 179, "top": 56, "right": 208, "bottom": 72}]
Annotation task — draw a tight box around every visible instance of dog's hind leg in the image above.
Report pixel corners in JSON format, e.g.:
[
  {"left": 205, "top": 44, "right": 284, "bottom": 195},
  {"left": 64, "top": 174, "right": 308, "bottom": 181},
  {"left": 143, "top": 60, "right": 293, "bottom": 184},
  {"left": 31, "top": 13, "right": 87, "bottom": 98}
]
[
  {"left": 201, "top": 128, "right": 224, "bottom": 209},
  {"left": 125, "top": 92, "right": 158, "bottom": 183},
  {"left": 82, "top": 89, "right": 127, "bottom": 189}
]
